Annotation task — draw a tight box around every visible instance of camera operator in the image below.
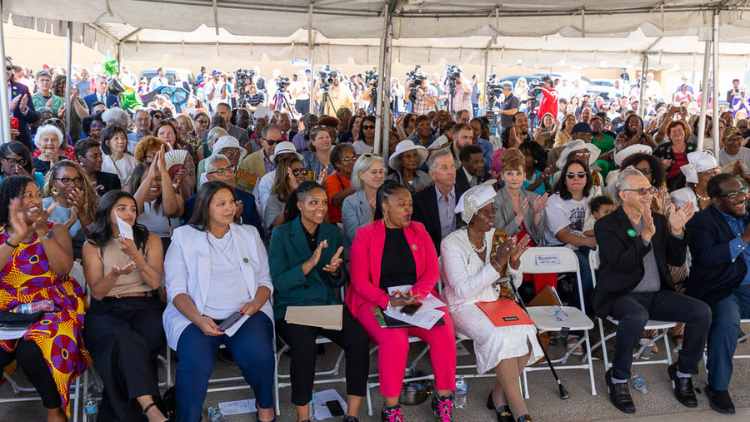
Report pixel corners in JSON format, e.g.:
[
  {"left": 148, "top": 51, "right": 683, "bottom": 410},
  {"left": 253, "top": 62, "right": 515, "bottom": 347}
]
[
  {"left": 313, "top": 68, "right": 354, "bottom": 116},
  {"left": 238, "top": 76, "right": 266, "bottom": 112},
  {"left": 270, "top": 76, "right": 294, "bottom": 115},
  {"left": 444, "top": 66, "right": 472, "bottom": 117},
  {"left": 498, "top": 81, "right": 520, "bottom": 138},
  {"left": 404, "top": 67, "right": 436, "bottom": 116}
]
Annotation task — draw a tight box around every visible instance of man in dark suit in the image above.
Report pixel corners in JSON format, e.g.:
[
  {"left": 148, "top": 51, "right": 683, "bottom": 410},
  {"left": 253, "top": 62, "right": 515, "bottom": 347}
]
[
  {"left": 83, "top": 76, "right": 119, "bottom": 112},
  {"left": 412, "top": 149, "right": 469, "bottom": 255},
  {"left": 594, "top": 167, "right": 710, "bottom": 414},
  {"left": 456, "top": 144, "right": 486, "bottom": 189},
  {"left": 685, "top": 173, "right": 750, "bottom": 414},
  {"left": 6, "top": 59, "right": 38, "bottom": 149}
]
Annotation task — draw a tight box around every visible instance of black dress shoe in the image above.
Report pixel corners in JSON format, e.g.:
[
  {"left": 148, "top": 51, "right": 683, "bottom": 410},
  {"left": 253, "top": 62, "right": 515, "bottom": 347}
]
[
  {"left": 668, "top": 363, "right": 698, "bottom": 408},
  {"left": 706, "top": 386, "right": 735, "bottom": 414},
  {"left": 605, "top": 369, "right": 636, "bottom": 414},
  {"left": 486, "top": 392, "right": 514, "bottom": 422}
]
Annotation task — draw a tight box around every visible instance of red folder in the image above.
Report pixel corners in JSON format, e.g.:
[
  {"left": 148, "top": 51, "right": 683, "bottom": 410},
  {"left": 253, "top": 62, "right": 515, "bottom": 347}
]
[{"left": 476, "top": 299, "right": 533, "bottom": 327}]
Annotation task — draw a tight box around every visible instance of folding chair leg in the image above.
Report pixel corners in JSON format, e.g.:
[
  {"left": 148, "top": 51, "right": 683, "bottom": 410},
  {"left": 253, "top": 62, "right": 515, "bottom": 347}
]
[
  {"left": 584, "top": 331, "right": 597, "bottom": 396},
  {"left": 366, "top": 383, "right": 374, "bottom": 416},
  {"left": 407, "top": 344, "right": 431, "bottom": 372},
  {"left": 599, "top": 320, "right": 610, "bottom": 371},
  {"left": 522, "top": 367, "right": 529, "bottom": 399},
  {"left": 82, "top": 370, "right": 89, "bottom": 422},
  {"left": 274, "top": 350, "right": 282, "bottom": 416},
  {"left": 664, "top": 331, "right": 673, "bottom": 366}
]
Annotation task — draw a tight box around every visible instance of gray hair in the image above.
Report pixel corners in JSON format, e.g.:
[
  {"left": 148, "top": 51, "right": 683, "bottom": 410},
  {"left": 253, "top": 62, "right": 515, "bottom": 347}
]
[
  {"left": 33, "top": 124, "right": 63, "bottom": 149},
  {"left": 101, "top": 107, "right": 130, "bottom": 129},
  {"left": 205, "top": 153, "right": 231, "bottom": 173},
  {"left": 351, "top": 154, "right": 384, "bottom": 191},
  {"left": 615, "top": 166, "right": 647, "bottom": 199},
  {"left": 206, "top": 127, "right": 228, "bottom": 149},
  {"left": 427, "top": 149, "right": 454, "bottom": 172}
]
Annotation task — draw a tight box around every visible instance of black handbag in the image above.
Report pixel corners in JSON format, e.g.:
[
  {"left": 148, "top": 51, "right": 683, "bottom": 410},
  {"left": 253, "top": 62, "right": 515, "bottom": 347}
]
[{"left": 0, "top": 311, "right": 43, "bottom": 329}]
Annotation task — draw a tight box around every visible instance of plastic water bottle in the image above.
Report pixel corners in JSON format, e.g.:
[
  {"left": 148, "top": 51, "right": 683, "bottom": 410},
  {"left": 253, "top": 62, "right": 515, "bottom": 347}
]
[
  {"left": 207, "top": 406, "right": 225, "bottom": 422},
  {"left": 454, "top": 376, "right": 468, "bottom": 408},
  {"left": 84, "top": 398, "right": 98, "bottom": 418},
  {"left": 631, "top": 374, "right": 648, "bottom": 394}
]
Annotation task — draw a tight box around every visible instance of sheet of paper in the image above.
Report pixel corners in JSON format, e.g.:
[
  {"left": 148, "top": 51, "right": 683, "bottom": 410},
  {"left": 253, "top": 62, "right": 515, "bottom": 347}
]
[
  {"left": 218, "top": 398, "right": 256, "bottom": 415},
  {"left": 285, "top": 305, "right": 343, "bottom": 331},
  {"left": 0, "top": 328, "right": 26, "bottom": 340},
  {"left": 384, "top": 306, "right": 444, "bottom": 330},
  {"left": 223, "top": 315, "right": 249, "bottom": 337},
  {"left": 312, "top": 389, "right": 347, "bottom": 420},
  {"left": 386, "top": 285, "right": 445, "bottom": 309},
  {"left": 116, "top": 215, "right": 134, "bottom": 240}
]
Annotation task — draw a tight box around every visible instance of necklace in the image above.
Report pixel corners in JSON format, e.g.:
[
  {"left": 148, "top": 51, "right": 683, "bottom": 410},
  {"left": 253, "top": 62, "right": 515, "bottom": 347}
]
[
  {"left": 695, "top": 188, "right": 710, "bottom": 202},
  {"left": 469, "top": 233, "right": 487, "bottom": 253}
]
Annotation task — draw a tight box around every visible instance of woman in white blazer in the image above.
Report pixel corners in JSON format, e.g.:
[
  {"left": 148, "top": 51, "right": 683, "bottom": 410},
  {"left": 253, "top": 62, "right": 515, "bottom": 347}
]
[
  {"left": 441, "top": 183, "right": 541, "bottom": 422},
  {"left": 163, "top": 181, "right": 276, "bottom": 422}
]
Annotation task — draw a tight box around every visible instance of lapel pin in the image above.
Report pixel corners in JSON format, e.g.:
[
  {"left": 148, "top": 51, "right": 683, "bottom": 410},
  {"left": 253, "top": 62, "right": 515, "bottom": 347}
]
[
  {"left": 627, "top": 229, "right": 637, "bottom": 238},
  {"left": 243, "top": 257, "right": 249, "bottom": 264}
]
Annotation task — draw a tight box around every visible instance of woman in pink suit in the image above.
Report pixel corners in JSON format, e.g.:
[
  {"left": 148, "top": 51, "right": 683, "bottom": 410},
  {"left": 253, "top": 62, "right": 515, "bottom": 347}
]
[{"left": 346, "top": 180, "right": 456, "bottom": 422}]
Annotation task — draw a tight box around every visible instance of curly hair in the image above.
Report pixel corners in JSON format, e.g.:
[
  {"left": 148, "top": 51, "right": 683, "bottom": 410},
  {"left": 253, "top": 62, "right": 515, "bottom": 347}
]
[
  {"left": 134, "top": 135, "right": 167, "bottom": 163},
  {"left": 43, "top": 160, "right": 98, "bottom": 224}
]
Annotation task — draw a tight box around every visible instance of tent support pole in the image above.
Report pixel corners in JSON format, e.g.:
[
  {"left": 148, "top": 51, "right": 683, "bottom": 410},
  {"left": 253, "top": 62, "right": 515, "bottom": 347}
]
[
  {"left": 308, "top": 1, "right": 315, "bottom": 115},
  {"left": 638, "top": 53, "right": 648, "bottom": 120},
  {"left": 374, "top": 1, "right": 392, "bottom": 157},
  {"left": 64, "top": 21, "right": 73, "bottom": 134},
  {"left": 711, "top": 9, "right": 720, "bottom": 153},
  {"left": 0, "top": 0, "right": 9, "bottom": 143},
  {"left": 697, "top": 15, "right": 713, "bottom": 151},
  {"left": 382, "top": 25, "right": 393, "bottom": 162}
]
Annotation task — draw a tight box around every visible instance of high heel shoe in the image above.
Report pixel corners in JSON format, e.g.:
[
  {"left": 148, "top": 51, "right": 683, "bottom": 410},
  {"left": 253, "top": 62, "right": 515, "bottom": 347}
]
[{"left": 486, "top": 392, "right": 514, "bottom": 422}]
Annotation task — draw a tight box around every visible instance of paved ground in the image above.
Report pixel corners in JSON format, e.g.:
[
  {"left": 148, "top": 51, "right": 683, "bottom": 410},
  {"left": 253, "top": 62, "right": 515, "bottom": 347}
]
[{"left": 2, "top": 336, "right": 750, "bottom": 421}]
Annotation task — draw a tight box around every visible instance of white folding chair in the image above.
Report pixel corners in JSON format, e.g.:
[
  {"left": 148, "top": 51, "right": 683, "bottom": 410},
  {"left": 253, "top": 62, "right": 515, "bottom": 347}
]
[
  {"left": 588, "top": 250, "right": 676, "bottom": 372},
  {"left": 735, "top": 320, "right": 750, "bottom": 359},
  {"left": 520, "top": 247, "right": 597, "bottom": 397}
]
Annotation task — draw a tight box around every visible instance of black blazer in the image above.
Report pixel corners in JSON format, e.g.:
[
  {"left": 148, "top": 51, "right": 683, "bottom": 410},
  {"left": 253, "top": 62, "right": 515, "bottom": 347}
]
[
  {"left": 454, "top": 166, "right": 486, "bottom": 192},
  {"left": 412, "top": 182, "right": 469, "bottom": 255},
  {"left": 593, "top": 207, "right": 687, "bottom": 317},
  {"left": 685, "top": 206, "right": 749, "bottom": 307},
  {"left": 10, "top": 82, "right": 38, "bottom": 150}
]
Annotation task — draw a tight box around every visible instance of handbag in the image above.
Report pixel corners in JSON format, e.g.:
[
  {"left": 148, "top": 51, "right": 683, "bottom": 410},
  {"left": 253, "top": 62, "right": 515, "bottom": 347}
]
[
  {"left": 0, "top": 311, "right": 43, "bottom": 329},
  {"left": 476, "top": 299, "right": 533, "bottom": 327}
]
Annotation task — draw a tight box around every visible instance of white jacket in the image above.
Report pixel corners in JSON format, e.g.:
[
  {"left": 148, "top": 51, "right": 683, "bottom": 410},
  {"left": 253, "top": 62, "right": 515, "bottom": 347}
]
[{"left": 162, "top": 223, "right": 274, "bottom": 350}]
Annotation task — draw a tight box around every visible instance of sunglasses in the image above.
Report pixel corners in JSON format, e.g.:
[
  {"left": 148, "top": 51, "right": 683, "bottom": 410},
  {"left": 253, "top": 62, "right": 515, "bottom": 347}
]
[
  {"left": 55, "top": 176, "right": 83, "bottom": 185},
  {"left": 565, "top": 172, "right": 586, "bottom": 180},
  {"left": 1, "top": 156, "right": 26, "bottom": 167},
  {"left": 363, "top": 125, "right": 375, "bottom": 130},
  {"left": 207, "top": 166, "right": 233, "bottom": 176},
  {"left": 720, "top": 189, "right": 749, "bottom": 202},
  {"left": 291, "top": 168, "right": 311, "bottom": 177}
]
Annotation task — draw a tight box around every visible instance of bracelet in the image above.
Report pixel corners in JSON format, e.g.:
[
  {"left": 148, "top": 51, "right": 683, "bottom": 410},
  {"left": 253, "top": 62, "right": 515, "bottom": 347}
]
[{"left": 4, "top": 239, "right": 19, "bottom": 249}]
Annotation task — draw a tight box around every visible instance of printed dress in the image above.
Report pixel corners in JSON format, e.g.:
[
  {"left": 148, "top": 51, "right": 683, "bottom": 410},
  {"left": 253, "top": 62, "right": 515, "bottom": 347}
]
[{"left": 0, "top": 224, "right": 89, "bottom": 414}]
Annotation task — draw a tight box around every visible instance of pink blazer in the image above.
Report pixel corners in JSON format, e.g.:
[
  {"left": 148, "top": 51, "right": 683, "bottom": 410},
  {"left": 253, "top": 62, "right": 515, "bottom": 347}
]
[{"left": 345, "top": 219, "right": 441, "bottom": 320}]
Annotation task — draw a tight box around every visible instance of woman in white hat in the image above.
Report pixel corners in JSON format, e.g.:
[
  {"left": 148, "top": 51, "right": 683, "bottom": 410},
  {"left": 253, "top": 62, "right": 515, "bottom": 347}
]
[
  {"left": 387, "top": 140, "right": 431, "bottom": 194},
  {"left": 441, "top": 182, "right": 539, "bottom": 422},
  {"left": 552, "top": 139, "right": 603, "bottom": 196},
  {"left": 670, "top": 151, "right": 720, "bottom": 212}
]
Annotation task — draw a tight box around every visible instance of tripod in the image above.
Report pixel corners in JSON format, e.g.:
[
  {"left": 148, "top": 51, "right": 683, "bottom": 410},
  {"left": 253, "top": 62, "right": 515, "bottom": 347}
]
[
  {"left": 318, "top": 90, "right": 338, "bottom": 116},
  {"left": 504, "top": 269, "right": 570, "bottom": 400},
  {"left": 272, "top": 90, "right": 296, "bottom": 118}
]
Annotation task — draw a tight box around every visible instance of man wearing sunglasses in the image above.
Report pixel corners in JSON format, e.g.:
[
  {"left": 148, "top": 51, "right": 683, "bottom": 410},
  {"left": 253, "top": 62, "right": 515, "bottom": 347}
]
[
  {"left": 237, "top": 125, "right": 284, "bottom": 192},
  {"left": 595, "top": 167, "right": 708, "bottom": 415},
  {"left": 684, "top": 173, "right": 750, "bottom": 414}
]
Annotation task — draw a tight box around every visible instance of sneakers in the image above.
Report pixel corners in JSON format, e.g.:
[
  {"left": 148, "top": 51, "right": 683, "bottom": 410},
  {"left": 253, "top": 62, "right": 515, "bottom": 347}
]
[
  {"left": 431, "top": 393, "right": 455, "bottom": 422},
  {"left": 381, "top": 405, "right": 404, "bottom": 422}
]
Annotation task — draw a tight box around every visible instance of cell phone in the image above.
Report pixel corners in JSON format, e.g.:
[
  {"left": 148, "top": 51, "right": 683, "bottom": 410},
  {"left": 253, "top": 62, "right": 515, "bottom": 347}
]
[
  {"left": 401, "top": 303, "right": 422, "bottom": 316},
  {"left": 325, "top": 400, "right": 345, "bottom": 417},
  {"left": 218, "top": 312, "right": 243, "bottom": 331}
]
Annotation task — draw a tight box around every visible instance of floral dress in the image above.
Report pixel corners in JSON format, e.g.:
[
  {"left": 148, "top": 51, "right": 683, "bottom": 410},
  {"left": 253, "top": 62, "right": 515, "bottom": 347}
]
[{"left": 0, "top": 224, "right": 89, "bottom": 414}]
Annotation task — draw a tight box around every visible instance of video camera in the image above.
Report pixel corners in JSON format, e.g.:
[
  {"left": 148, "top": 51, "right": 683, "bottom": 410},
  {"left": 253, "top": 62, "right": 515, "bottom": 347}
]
[
  {"left": 486, "top": 74, "right": 504, "bottom": 110},
  {"left": 318, "top": 65, "right": 338, "bottom": 92},
  {"left": 406, "top": 65, "right": 426, "bottom": 103},
  {"left": 276, "top": 76, "right": 291, "bottom": 92},
  {"left": 444, "top": 64, "right": 462, "bottom": 93},
  {"left": 235, "top": 68, "right": 256, "bottom": 107}
]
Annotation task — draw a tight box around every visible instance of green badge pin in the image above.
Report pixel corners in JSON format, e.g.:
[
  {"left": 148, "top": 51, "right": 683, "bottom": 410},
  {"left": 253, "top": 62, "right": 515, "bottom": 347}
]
[{"left": 627, "top": 229, "right": 637, "bottom": 238}]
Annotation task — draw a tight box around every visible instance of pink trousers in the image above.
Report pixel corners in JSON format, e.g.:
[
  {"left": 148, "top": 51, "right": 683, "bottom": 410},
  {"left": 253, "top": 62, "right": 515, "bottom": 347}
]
[{"left": 355, "top": 303, "right": 457, "bottom": 397}]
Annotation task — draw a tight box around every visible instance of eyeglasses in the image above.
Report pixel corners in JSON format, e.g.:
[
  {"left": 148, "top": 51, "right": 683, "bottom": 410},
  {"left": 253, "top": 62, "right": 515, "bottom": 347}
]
[
  {"left": 721, "top": 189, "right": 749, "bottom": 202},
  {"left": 340, "top": 155, "right": 356, "bottom": 163},
  {"left": 635, "top": 167, "right": 652, "bottom": 176},
  {"left": 207, "top": 166, "right": 233, "bottom": 176},
  {"left": 565, "top": 172, "right": 587, "bottom": 180},
  {"left": 264, "top": 138, "right": 282, "bottom": 146},
  {"left": 1, "top": 156, "right": 26, "bottom": 167},
  {"left": 363, "top": 125, "right": 375, "bottom": 130},
  {"left": 55, "top": 176, "right": 83, "bottom": 185},
  {"left": 291, "top": 168, "right": 310, "bottom": 177},
  {"left": 622, "top": 187, "right": 658, "bottom": 196}
]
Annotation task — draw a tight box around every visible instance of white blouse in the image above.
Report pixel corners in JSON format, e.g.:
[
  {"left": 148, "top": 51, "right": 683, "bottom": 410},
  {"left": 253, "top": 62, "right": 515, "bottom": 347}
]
[{"left": 102, "top": 153, "right": 137, "bottom": 186}]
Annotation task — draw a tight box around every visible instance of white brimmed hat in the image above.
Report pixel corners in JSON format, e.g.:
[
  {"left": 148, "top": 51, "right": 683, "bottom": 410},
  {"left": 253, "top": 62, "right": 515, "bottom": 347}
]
[
  {"left": 680, "top": 150, "right": 718, "bottom": 184},
  {"left": 556, "top": 139, "right": 601, "bottom": 169},
  {"left": 614, "top": 144, "right": 653, "bottom": 167},
  {"left": 212, "top": 135, "right": 247, "bottom": 161},
  {"left": 388, "top": 140, "right": 429, "bottom": 170},
  {"left": 455, "top": 182, "right": 497, "bottom": 224},
  {"left": 271, "top": 141, "right": 304, "bottom": 162}
]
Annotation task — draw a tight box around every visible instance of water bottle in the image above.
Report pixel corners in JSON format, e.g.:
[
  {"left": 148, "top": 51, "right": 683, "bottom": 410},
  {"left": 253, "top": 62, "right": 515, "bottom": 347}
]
[
  {"left": 631, "top": 374, "right": 648, "bottom": 394},
  {"left": 454, "top": 376, "right": 468, "bottom": 409},
  {"left": 84, "top": 398, "right": 98, "bottom": 418},
  {"left": 207, "top": 406, "right": 225, "bottom": 422},
  {"left": 12, "top": 300, "right": 54, "bottom": 314},
  {"left": 638, "top": 338, "right": 655, "bottom": 360}
]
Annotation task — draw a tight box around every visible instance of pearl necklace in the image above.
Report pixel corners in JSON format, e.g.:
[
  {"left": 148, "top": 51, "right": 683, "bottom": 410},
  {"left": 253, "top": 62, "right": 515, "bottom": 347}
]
[{"left": 470, "top": 237, "right": 487, "bottom": 254}]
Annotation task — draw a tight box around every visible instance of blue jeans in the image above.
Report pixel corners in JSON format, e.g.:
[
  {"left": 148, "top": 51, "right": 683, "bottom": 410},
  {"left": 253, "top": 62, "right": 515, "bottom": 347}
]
[
  {"left": 707, "top": 284, "right": 750, "bottom": 391},
  {"left": 175, "top": 312, "right": 275, "bottom": 422},
  {"left": 575, "top": 248, "right": 594, "bottom": 314}
]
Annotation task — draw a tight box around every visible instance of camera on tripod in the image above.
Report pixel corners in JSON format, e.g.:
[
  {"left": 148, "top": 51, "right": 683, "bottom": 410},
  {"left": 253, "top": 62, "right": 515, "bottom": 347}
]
[
  {"left": 444, "top": 64, "right": 462, "bottom": 91},
  {"left": 235, "top": 68, "right": 256, "bottom": 107},
  {"left": 318, "top": 65, "right": 338, "bottom": 92},
  {"left": 486, "top": 74, "right": 504, "bottom": 110},
  {"left": 406, "top": 65, "right": 426, "bottom": 103}
]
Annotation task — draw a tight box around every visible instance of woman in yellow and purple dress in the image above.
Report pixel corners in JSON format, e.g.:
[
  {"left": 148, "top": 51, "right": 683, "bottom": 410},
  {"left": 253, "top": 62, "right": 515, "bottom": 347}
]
[{"left": 0, "top": 175, "right": 88, "bottom": 422}]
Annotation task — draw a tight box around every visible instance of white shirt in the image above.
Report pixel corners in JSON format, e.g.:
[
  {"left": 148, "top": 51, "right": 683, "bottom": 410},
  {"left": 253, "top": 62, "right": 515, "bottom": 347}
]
[
  {"left": 138, "top": 201, "right": 180, "bottom": 238},
  {"left": 253, "top": 170, "right": 276, "bottom": 217},
  {"left": 543, "top": 193, "right": 590, "bottom": 246},
  {"left": 352, "top": 140, "right": 374, "bottom": 155},
  {"left": 203, "top": 231, "right": 252, "bottom": 319},
  {"left": 719, "top": 147, "right": 750, "bottom": 171},
  {"left": 101, "top": 153, "right": 137, "bottom": 186}
]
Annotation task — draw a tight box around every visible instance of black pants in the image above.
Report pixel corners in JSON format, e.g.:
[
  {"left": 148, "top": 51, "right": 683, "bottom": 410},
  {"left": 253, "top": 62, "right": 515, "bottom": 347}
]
[
  {"left": 84, "top": 295, "right": 166, "bottom": 422},
  {"left": 276, "top": 306, "right": 370, "bottom": 406},
  {"left": 0, "top": 339, "right": 61, "bottom": 409},
  {"left": 609, "top": 290, "right": 712, "bottom": 380}
]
